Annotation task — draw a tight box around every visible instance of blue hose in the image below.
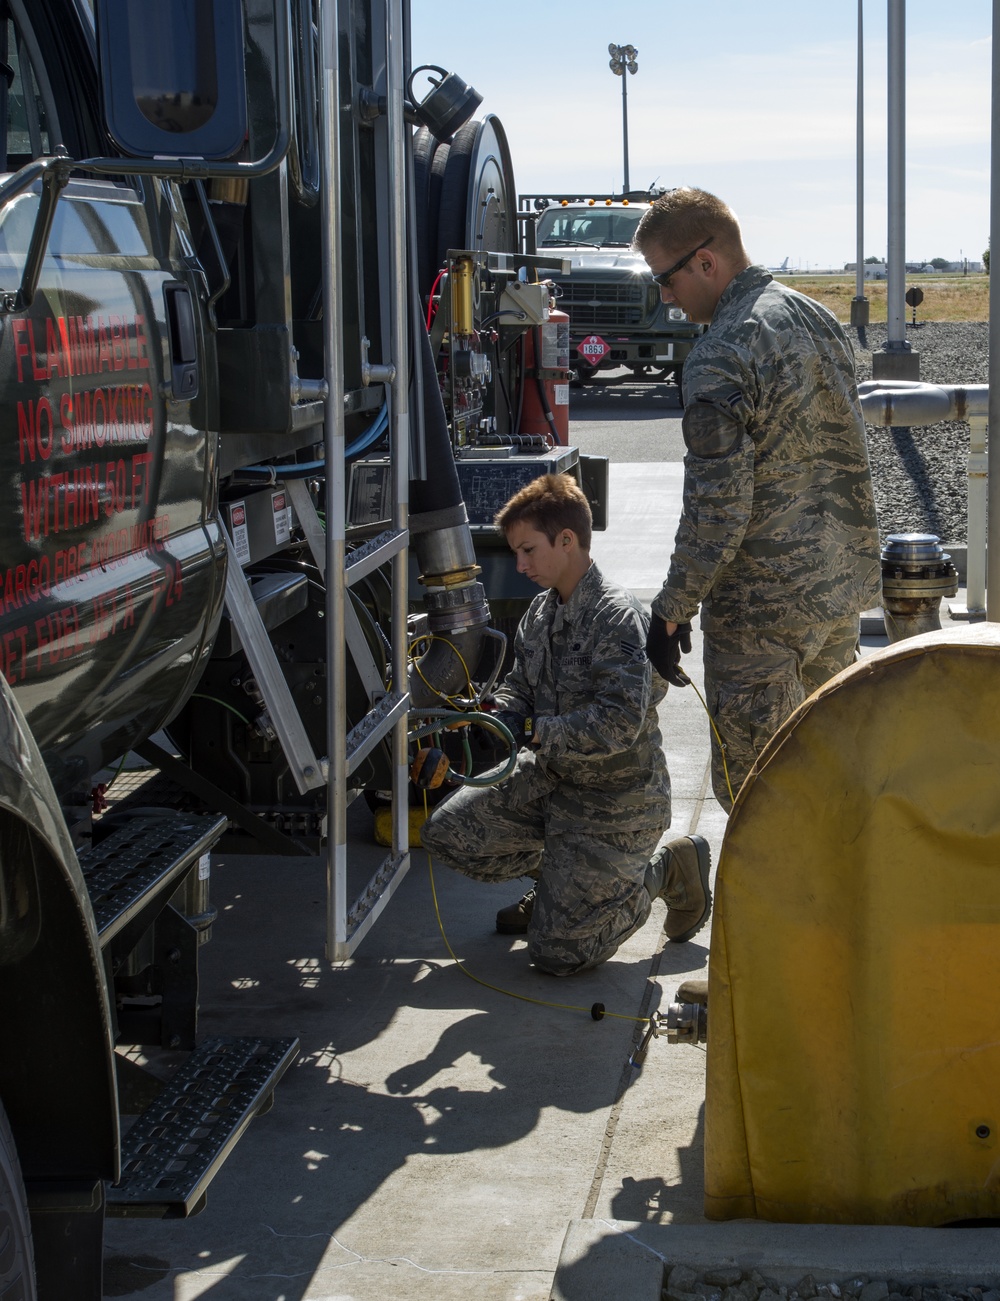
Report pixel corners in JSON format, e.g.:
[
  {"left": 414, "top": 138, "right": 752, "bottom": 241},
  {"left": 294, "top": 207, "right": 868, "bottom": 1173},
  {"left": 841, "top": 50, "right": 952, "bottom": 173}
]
[{"left": 234, "top": 402, "right": 389, "bottom": 479}]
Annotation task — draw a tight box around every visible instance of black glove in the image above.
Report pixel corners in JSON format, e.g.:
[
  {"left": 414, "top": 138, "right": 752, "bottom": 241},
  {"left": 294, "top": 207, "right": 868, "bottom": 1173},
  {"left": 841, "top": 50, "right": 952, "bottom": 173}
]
[
  {"left": 492, "top": 710, "right": 533, "bottom": 749},
  {"left": 645, "top": 618, "right": 692, "bottom": 687}
]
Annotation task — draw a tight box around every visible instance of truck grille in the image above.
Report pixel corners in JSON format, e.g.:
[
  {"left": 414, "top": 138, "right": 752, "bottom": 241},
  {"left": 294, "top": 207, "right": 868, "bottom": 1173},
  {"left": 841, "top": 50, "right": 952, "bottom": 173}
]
[{"left": 557, "top": 280, "right": 650, "bottom": 330}]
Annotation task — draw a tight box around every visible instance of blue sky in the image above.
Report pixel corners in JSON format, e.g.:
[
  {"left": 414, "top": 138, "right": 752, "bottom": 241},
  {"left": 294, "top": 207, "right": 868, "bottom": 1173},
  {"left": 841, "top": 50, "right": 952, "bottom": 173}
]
[{"left": 411, "top": 0, "right": 991, "bottom": 269}]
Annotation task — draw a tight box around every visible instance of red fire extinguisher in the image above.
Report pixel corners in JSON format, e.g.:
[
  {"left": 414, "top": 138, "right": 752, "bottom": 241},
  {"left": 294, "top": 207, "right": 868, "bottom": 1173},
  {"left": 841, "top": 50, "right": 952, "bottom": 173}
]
[{"left": 518, "top": 303, "right": 571, "bottom": 444}]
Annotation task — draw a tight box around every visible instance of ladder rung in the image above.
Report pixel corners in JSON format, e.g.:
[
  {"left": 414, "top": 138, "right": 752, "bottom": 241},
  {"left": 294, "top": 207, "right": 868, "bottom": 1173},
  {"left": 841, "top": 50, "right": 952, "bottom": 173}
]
[
  {"left": 346, "top": 690, "right": 409, "bottom": 773},
  {"left": 345, "top": 528, "right": 408, "bottom": 586}
]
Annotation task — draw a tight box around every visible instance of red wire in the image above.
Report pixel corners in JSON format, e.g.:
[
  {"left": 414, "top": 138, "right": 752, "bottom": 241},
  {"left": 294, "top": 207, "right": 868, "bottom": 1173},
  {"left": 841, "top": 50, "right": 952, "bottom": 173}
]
[{"left": 425, "top": 269, "right": 446, "bottom": 330}]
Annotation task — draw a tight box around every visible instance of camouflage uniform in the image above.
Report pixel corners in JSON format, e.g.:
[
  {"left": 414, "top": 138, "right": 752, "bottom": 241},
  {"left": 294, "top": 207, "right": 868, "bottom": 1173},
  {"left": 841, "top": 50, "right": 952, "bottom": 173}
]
[
  {"left": 651, "top": 266, "right": 881, "bottom": 807},
  {"left": 421, "top": 563, "right": 670, "bottom": 976}
]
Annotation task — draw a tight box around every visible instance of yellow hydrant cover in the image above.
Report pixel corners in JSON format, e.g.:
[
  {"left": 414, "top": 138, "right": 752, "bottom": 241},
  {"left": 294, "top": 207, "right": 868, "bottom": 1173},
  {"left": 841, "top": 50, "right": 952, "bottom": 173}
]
[{"left": 706, "top": 623, "right": 1000, "bottom": 1225}]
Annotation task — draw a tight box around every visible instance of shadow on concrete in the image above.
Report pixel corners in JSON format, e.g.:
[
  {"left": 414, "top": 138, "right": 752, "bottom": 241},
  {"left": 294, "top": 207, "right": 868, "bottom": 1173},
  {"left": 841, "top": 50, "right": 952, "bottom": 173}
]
[
  {"left": 102, "top": 826, "right": 674, "bottom": 1298},
  {"left": 610, "top": 1103, "right": 707, "bottom": 1225},
  {"left": 548, "top": 1104, "right": 707, "bottom": 1300},
  {"left": 570, "top": 379, "right": 682, "bottom": 423}
]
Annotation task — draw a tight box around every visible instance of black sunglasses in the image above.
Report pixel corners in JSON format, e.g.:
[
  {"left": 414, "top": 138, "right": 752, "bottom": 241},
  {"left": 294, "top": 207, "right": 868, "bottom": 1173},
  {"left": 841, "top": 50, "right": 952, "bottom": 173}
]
[{"left": 651, "top": 235, "right": 715, "bottom": 288}]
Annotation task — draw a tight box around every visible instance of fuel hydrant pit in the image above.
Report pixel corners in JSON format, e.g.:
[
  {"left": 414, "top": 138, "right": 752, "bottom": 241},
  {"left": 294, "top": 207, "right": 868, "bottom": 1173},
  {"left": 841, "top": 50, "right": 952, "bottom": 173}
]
[{"left": 880, "top": 533, "right": 958, "bottom": 643}]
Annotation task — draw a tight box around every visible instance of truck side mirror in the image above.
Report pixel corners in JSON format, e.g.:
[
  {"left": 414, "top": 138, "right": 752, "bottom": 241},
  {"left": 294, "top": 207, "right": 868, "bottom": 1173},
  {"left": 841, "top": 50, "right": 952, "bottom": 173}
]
[{"left": 95, "top": 0, "right": 248, "bottom": 159}]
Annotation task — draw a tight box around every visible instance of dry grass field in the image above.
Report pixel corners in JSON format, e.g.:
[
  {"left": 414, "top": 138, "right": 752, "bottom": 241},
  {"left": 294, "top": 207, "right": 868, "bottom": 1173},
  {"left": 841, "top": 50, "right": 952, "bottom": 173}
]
[{"left": 775, "top": 273, "right": 989, "bottom": 323}]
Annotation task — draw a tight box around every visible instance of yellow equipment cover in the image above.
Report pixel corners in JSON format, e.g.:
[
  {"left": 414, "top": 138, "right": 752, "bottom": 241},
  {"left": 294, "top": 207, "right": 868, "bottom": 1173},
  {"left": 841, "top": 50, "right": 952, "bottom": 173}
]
[{"left": 706, "top": 623, "right": 1000, "bottom": 1224}]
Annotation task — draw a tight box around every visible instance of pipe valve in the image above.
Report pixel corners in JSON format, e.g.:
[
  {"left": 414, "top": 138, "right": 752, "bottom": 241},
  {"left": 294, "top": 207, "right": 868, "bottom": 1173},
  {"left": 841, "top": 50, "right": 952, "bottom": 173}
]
[{"left": 880, "top": 533, "right": 959, "bottom": 643}]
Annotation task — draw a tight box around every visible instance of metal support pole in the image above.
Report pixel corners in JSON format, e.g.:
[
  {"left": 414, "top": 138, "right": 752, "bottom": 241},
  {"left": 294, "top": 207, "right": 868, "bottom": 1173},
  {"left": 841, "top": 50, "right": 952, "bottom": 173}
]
[
  {"left": 988, "top": 0, "right": 1000, "bottom": 618},
  {"left": 320, "top": 0, "right": 348, "bottom": 960},
  {"left": 851, "top": 0, "right": 870, "bottom": 328},
  {"left": 621, "top": 74, "right": 630, "bottom": 194},
  {"left": 966, "top": 415, "right": 988, "bottom": 616},
  {"left": 886, "top": 0, "right": 906, "bottom": 348},
  {"left": 386, "top": 0, "right": 412, "bottom": 873}
]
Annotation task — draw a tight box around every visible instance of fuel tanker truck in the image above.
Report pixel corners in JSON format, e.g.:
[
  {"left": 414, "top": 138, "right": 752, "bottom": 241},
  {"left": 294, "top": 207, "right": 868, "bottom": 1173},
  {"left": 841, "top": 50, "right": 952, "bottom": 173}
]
[{"left": 0, "top": 1, "right": 605, "bottom": 1294}]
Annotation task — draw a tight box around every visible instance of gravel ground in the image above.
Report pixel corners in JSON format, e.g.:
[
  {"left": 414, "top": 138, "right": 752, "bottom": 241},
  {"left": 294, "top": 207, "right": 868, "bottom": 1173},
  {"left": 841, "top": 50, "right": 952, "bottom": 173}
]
[
  {"left": 851, "top": 321, "right": 989, "bottom": 546},
  {"left": 661, "top": 1263, "right": 1000, "bottom": 1301}
]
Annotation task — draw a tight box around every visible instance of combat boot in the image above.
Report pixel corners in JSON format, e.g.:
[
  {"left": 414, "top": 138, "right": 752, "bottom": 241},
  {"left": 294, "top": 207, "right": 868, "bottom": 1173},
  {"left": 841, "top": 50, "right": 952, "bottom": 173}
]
[
  {"left": 644, "top": 834, "right": 712, "bottom": 943},
  {"left": 495, "top": 887, "right": 536, "bottom": 935}
]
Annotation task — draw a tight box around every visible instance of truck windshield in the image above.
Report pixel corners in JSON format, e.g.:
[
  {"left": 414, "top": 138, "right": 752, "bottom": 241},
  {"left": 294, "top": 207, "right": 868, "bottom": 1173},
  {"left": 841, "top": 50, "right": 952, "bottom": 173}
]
[
  {"left": 4, "top": 16, "right": 53, "bottom": 164},
  {"left": 535, "top": 208, "right": 643, "bottom": 249}
]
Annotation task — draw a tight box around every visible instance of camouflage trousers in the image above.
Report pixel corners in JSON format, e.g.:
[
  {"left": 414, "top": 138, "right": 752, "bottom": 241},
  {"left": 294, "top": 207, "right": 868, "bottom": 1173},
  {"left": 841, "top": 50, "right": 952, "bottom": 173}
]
[
  {"left": 703, "top": 612, "right": 859, "bottom": 811},
  {"left": 420, "top": 776, "right": 663, "bottom": 976}
]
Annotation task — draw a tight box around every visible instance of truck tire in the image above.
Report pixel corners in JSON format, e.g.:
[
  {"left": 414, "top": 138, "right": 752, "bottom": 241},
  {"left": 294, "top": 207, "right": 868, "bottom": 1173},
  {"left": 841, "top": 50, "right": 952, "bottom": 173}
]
[{"left": 0, "top": 1100, "right": 36, "bottom": 1301}]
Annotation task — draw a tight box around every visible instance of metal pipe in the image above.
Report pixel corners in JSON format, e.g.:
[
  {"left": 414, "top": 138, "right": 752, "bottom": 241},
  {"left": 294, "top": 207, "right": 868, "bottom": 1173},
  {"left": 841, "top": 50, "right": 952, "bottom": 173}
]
[
  {"left": 860, "top": 382, "right": 988, "bottom": 616},
  {"left": 886, "top": 0, "right": 907, "bottom": 349},
  {"left": 413, "top": 522, "right": 478, "bottom": 576},
  {"left": 320, "top": 0, "right": 348, "bottom": 961},
  {"left": 989, "top": 0, "right": 1000, "bottom": 618},
  {"left": 387, "top": 0, "right": 412, "bottom": 875},
  {"left": 408, "top": 620, "right": 490, "bottom": 707},
  {"left": 858, "top": 382, "right": 987, "bottom": 425}
]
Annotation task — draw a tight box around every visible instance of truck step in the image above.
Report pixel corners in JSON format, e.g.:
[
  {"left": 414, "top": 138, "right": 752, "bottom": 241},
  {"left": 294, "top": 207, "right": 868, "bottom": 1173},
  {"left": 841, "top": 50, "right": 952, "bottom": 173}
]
[
  {"left": 79, "top": 813, "right": 227, "bottom": 945},
  {"left": 106, "top": 1036, "right": 299, "bottom": 1218}
]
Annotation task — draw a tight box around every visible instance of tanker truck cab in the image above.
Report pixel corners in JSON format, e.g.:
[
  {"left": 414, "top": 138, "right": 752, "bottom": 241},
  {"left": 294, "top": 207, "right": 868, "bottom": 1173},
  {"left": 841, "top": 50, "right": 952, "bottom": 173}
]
[
  {"left": 523, "top": 194, "right": 703, "bottom": 387},
  {"left": 0, "top": 4, "right": 297, "bottom": 1298}
]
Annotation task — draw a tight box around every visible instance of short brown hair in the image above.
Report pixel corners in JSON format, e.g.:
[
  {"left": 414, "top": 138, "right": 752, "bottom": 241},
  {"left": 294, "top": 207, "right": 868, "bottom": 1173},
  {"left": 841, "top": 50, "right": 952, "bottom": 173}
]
[
  {"left": 494, "top": 473, "right": 592, "bottom": 549},
  {"left": 633, "top": 187, "right": 746, "bottom": 263}
]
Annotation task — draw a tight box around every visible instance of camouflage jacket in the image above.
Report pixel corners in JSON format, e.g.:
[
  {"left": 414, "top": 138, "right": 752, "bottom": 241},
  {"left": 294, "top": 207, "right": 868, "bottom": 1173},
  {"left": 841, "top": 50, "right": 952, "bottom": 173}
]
[
  {"left": 495, "top": 563, "right": 670, "bottom": 834},
  {"left": 651, "top": 265, "right": 881, "bottom": 630}
]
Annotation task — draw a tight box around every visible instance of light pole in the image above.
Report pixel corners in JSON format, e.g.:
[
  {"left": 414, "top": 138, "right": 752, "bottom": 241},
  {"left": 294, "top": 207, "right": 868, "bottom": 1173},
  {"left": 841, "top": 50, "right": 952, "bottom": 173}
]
[{"left": 608, "top": 43, "right": 638, "bottom": 194}]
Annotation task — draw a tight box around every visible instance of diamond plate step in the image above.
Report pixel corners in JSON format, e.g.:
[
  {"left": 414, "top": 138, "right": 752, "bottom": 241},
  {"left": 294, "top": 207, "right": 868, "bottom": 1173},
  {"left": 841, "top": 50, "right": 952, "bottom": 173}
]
[
  {"left": 106, "top": 1036, "right": 299, "bottom": 1218},
  {"left": 79, "top": 813, "right": 227, "bottom": 945}
]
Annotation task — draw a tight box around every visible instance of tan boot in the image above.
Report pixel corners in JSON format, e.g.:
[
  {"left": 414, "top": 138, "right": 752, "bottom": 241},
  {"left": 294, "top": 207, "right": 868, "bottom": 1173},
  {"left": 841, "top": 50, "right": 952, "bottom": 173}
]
[
  {"left": 495, "top": 888, "right": 536, "bottom": 935},
  {"left": 646, "top": 835, "right": 712, "bottom": 943}
]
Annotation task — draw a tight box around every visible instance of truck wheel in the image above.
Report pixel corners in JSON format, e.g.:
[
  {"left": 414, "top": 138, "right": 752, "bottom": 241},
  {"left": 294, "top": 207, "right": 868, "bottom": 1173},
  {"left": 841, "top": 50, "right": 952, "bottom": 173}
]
[{"left": 0, "top": 1100, "right": 36, "bottom": 1300}]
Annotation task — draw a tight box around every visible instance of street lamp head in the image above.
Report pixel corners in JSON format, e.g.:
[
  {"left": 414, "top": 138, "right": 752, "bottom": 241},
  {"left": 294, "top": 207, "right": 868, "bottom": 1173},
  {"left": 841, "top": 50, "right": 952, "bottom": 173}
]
[{"left": 608, "top": 43, "right": 637, "bottom": 75}]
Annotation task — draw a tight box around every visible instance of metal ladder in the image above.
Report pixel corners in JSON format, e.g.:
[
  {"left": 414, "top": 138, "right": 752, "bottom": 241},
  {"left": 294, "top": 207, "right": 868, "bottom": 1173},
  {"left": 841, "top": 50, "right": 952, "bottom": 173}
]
[{"left": 220, "top": 0, "right": 412, "bottom": 961}]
